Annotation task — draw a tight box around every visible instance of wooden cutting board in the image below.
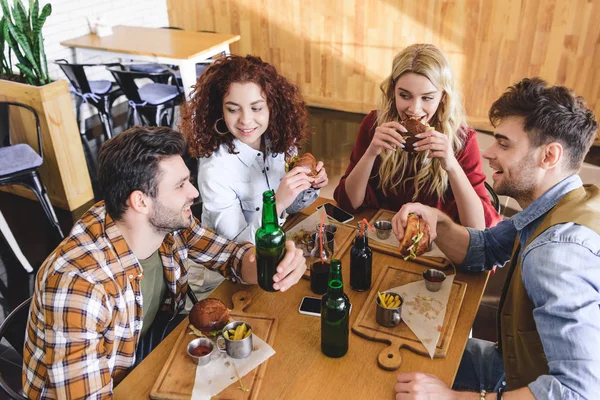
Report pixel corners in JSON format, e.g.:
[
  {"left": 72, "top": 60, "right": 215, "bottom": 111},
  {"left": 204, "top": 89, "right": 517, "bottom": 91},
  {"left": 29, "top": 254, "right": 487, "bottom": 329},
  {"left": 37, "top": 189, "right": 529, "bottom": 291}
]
[
  {"left": 150, "top": 291, "right": 277, "bottom": 399},
  {"left": 352, "top": 265, "right": 467, "bottom": 371},
  {"left": 284, "top": 213, "right": 356, "bottom": 279},
  {"left": 368, "top": 209, "right": 449, "bottom": 269}
]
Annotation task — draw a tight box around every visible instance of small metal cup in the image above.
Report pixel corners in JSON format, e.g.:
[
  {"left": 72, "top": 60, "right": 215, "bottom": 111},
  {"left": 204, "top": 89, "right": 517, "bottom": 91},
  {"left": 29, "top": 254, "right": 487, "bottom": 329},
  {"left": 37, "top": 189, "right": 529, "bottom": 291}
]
[
  {"left": 374, "top": 220, "right": 392, "bottom": 240},
  {"left": 216, "top": 321, "right": 253, "bottom": 359},
  {"left": 186, "top": 337, "right": 214, "bottom": 366},
  {"left": 375, "top": 291, "right": 403, "bottom": 327},
  {"left": 423, "top": 269, "right": 447, "bottom": 292}
]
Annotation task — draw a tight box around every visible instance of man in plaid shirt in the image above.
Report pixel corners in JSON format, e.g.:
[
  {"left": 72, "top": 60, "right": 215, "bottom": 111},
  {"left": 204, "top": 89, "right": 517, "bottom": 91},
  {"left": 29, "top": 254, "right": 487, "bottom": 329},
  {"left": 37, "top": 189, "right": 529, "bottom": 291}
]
[{"left": 22, "top": 126, "right": 307, "bottom": 399}]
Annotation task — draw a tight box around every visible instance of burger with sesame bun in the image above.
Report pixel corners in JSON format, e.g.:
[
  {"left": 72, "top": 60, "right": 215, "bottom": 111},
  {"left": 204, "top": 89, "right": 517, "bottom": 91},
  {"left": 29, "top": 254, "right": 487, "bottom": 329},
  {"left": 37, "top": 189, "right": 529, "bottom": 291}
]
[{"left": 188, "top": 298, "right": 230, "bottom": 337}]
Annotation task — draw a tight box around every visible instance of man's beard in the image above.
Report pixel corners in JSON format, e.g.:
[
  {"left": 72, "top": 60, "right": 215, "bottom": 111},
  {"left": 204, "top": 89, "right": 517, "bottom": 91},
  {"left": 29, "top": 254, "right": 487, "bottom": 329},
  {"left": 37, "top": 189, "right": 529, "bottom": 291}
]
[
  {"left": 494, "top": 154, "right": 538, "bottom": 206},
  {"left": 149, "top": 198, "right": 191, "bottom": 235}
]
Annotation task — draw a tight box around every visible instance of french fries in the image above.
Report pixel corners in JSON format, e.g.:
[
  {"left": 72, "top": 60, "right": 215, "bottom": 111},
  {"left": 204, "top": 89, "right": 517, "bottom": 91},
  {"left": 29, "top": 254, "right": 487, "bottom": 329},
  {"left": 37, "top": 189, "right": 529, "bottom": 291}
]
[
  {"left": 224, "top": 323, "right": 252, "bottom": 340},
  {"left": 377, "top": 291, "right": 402, "bottom": 309}
]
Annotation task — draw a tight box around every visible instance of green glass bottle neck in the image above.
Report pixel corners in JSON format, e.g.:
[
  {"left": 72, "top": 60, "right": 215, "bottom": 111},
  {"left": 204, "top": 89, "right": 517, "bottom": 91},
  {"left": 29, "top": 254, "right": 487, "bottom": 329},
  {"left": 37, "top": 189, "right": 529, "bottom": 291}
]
[
  {"left": 328, "top": 260, "right": 343, "bottom": 294},
  {"left": 261, "top": 191, "right": 278, "bottom": 228}
]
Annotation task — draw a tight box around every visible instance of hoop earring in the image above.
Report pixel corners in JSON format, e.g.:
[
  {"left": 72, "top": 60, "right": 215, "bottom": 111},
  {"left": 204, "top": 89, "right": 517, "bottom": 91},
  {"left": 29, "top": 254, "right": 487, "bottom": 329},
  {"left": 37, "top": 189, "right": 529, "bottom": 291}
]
[{"left": 213, "top": 118, "right": 230, "bottom": 135}]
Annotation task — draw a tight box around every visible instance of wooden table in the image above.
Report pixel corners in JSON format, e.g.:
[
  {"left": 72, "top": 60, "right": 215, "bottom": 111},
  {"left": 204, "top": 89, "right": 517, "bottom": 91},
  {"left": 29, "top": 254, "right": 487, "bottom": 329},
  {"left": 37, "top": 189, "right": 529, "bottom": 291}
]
[
  {"left": 114, "top": 201, "right": 489, "bottom": 399},
  {"left": 60, "top": 26, "right": 241, "bottom": 98}
]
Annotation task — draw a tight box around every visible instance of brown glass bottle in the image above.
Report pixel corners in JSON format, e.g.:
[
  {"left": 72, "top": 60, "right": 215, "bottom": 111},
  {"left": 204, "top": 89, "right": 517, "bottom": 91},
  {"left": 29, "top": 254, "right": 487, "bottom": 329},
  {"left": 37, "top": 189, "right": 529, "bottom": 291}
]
[
  {"left": 350, "top": 221, "right": 372, "bottom": 291},
  {"left": 310, "top": 225, "right": 331, "bottom": 295}
]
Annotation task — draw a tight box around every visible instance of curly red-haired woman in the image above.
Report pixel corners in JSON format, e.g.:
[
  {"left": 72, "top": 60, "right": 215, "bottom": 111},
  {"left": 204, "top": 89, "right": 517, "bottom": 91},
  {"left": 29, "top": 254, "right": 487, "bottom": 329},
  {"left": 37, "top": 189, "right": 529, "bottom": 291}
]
[{"left": 181, "top": 55, "right": 328, "bottom": 243}]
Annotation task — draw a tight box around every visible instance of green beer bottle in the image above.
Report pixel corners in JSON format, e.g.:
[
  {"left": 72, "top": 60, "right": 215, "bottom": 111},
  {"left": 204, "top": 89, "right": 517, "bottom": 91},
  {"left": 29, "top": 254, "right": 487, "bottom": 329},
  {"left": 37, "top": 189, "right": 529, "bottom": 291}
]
[
  {"left": 255, "top": 190, "right": 286, "bottom": 292},
  {"left": 321, "top": 259, "right": 350, "bottom": 357}
]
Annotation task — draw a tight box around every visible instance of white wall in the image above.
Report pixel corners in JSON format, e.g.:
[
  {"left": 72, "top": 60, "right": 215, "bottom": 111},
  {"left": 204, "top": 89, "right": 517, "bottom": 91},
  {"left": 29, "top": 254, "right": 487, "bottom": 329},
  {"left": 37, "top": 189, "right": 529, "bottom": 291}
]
[{"left": 43, "top": 0, "right": 169, "bottom": 81}]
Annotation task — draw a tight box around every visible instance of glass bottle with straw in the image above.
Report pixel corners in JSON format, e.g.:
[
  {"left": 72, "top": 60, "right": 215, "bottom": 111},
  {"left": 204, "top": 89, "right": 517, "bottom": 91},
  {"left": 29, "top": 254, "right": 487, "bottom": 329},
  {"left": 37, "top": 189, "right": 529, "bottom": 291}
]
[
  {"left": 350, "top": 218, "right": 373, "bottom": 291},
  {"left": 309, "top": 211, "right": 331, "bottom": 295}
]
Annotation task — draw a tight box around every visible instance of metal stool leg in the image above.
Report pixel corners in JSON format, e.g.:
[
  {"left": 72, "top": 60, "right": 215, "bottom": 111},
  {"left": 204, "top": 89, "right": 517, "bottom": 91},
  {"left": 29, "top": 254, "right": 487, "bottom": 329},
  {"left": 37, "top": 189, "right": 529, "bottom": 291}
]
[
  {"left": 0, "top": 210, "right": 33, "bottom": 273},
  {"left": 29, "top": 171, "right": 64, "bottom": 240}
]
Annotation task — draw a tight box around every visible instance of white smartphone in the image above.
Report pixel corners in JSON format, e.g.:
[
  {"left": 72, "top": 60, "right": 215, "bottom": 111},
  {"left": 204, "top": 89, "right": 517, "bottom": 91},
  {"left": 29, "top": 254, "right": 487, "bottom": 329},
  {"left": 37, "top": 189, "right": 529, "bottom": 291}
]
[
  {"left": 316, "top": 202, "right": 354, "bottom": 224},
  {"left": 298, "top": 296, "right": 352, "bottom": 317}
]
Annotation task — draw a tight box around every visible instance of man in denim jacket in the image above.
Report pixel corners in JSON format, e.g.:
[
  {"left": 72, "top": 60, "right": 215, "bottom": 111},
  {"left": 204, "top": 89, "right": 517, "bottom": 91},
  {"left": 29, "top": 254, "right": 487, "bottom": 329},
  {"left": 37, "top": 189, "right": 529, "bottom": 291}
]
[{"left": 392, "top": 78, "right": 600, "bottom": 400}]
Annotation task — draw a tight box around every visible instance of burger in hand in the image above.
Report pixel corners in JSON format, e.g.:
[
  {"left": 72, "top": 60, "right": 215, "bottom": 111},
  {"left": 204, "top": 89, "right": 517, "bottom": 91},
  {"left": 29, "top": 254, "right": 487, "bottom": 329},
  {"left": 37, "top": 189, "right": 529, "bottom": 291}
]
[
  {"left": 286, "top": 153, "right": 318, "bottom": 177},
  {"left": 400, "top": 117, "right": 432, "bottom": 153},
  {"left": 399, "top": 214, "right": 431, "bottom": 260},
  {"left": 188, "top": 298, "right": 230, "bottom": 337}
]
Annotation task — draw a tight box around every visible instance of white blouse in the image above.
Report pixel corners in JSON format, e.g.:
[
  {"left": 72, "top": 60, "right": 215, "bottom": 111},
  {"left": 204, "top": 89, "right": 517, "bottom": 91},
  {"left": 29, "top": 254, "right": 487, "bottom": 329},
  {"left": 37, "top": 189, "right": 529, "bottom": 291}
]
[{"left": 197, "top": 138, "right": 318, "bottom": 243}]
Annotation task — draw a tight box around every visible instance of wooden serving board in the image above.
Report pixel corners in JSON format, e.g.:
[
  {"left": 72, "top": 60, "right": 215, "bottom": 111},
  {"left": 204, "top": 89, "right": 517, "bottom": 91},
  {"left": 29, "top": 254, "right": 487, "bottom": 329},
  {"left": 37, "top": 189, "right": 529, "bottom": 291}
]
[
  {"left": 150, "top": 291, "right": 277, "bottom": 400},
  {"left": 352, "top": 265, "right": 467, "bottom": 371},
  {"left": 368, "top": 209, "right": 449, "bottom": 269},
  {"left": 284, "top": 213, "right": 356, "bottom": 279}
]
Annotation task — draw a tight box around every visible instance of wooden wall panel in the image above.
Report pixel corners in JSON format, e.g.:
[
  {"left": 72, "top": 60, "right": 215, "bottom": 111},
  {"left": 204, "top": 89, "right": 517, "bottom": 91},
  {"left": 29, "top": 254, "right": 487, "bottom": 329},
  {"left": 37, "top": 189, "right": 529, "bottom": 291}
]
[{"left": 167, "top": 0, "right": 600, "bottom": 143}]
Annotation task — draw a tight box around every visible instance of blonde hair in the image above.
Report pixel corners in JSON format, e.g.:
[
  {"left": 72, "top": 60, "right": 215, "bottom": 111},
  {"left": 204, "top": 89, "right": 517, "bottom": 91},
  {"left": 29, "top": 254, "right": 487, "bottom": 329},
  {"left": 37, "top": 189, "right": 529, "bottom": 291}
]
[{"left": 377, "top": 44, "right": 467, "bottom": 200}]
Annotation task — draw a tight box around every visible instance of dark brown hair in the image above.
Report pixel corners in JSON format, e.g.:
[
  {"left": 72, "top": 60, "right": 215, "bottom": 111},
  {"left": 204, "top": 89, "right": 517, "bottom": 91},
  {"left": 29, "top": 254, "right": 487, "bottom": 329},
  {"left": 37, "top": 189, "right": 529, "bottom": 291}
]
[
  {"left": 180, "top": 55, "right": 310, "bottom": 158},
  {"left": 98, "top": 126, "right": 186, "bottom": 220},
  {"left": 489, "top": 77, "right": 598, "bottom": 170}
]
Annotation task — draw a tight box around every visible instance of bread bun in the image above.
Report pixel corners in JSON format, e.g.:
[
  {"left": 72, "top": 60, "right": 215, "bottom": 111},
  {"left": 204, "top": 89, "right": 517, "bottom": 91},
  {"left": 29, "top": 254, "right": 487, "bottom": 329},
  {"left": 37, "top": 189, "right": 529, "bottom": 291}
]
[
  {"left": 398, "top": 214, "right": 431, "bottom": 259},
  {"left": 188, "top": 298, "right": 230, "bottom": 336},
  {"left": 288, "top": 153, "right": 318, "bottom": 177},
  {"left": 400, "top": 117, "right": 432, "bottom": 153}
]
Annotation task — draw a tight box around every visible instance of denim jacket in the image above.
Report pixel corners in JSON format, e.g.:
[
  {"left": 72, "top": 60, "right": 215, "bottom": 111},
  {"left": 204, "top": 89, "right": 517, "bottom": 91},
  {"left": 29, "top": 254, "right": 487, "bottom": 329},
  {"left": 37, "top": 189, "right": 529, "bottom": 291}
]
[{"left": 463, "top": 175, "right": 600, "bottom": 399}]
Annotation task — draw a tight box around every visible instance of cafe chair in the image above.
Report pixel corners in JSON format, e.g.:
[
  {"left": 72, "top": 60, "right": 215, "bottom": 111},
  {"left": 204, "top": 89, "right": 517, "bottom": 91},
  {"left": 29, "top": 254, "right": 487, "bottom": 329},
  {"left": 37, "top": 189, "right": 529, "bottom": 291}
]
[
  {"left": 0, "top": 297, "right": 32, "bottom": 399},
  {"left": 55, "top": 59, "right": 123, "bottom": 140},
  {"left": 0, "top": 210, "right": 33, "bottom": 273},
  {"left": 485, "top": 182, "right": 501, "bottom": 214},
  {"left": 0, "top": 102, "right": 64, "bottom": 241},
  {"left": 107, "top": 65, "right": 184, "bottom": 128}
]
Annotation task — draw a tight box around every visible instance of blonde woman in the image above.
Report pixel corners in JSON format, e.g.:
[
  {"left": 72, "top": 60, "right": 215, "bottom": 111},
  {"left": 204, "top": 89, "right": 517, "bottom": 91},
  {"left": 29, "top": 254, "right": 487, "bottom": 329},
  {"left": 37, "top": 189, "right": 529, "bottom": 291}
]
[{"left": 334, "top": 44, "right": 501, "bottom": 228}]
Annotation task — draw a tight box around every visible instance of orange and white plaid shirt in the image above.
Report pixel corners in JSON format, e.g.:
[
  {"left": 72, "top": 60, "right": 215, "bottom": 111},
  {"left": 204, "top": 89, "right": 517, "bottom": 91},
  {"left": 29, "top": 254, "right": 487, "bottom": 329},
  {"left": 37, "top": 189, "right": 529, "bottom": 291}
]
[{"left": 23, "top": 202, "right": 251, "bottom": 399}]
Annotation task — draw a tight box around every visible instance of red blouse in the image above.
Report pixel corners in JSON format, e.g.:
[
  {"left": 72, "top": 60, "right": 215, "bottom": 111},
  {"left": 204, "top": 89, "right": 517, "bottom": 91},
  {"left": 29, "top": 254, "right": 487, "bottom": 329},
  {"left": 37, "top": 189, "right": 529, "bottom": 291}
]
[{"left": 334, "top": 111, "right": 501, "bottom": 228}]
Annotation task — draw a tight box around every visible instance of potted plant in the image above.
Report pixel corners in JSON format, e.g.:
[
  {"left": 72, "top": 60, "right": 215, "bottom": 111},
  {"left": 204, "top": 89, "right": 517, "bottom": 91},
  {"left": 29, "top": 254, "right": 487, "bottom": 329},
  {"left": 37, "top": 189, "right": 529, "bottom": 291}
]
[{"left": 0, "top": 0, "right": 93, "bottom": 212}]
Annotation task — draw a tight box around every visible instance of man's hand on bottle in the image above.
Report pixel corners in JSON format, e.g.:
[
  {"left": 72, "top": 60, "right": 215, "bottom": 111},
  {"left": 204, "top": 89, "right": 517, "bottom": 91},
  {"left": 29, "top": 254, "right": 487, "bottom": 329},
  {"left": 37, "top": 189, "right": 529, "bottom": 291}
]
[
  {"left": 271, "top": 241, "right": 306, "bottom": 292},
  {"left": 248, "top": 240, "right": 306, "bottom": 292}
]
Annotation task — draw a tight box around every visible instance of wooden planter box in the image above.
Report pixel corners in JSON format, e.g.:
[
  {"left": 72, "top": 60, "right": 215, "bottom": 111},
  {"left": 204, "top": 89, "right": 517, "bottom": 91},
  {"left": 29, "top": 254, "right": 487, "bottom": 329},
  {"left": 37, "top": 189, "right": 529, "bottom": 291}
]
[{"left": 0, "top": 79, "right": 94, "bottom": 211}]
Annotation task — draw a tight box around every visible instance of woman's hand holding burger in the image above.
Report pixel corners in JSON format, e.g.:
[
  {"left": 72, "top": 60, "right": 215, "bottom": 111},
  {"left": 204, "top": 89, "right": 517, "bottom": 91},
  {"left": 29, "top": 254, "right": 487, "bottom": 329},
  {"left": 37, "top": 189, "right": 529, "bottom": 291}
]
[
  {"left": 276, "top": 166, "right": 314, "bottom": 215},
  {"left": 413, "top": 129, "right": 458, "bottom": 171},
  {"left": 365, "top": 122, "right": 407, "bottom": 157}
]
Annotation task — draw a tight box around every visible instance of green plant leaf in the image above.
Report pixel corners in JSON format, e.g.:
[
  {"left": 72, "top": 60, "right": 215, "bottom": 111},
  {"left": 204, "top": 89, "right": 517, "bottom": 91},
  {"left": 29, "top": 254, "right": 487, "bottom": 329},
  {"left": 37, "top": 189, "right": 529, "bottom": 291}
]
[
  {"left": 16, "top": 62, "right": 36, "bottom": 84},
  {"left": 30, "top": 0, "right": 38, "bottom": 21},
  {"left": 5, "top": 19, "right": 40, "bottom": 74},
  {"left": 0, "top": 0, "right": 12, "bottom": 26},
  {"left": 39, "top": 31, "right": 48, "bottom": 83},
  {"left": 33, "top": 3, "right": 51, "bottom": 36}
]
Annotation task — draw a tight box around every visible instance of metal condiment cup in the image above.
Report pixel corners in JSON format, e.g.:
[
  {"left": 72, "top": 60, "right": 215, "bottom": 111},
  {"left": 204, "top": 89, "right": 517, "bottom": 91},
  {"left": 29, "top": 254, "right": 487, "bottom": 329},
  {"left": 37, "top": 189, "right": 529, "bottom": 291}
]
[
  {"left": 217, "top": 321, "right": 253, "bottom": 359},
  {"left": 186, "top": 337, "right": 214, "bottom": 366},
  {"left": 375, "top": 291, "right": 403, "bottom": 327},
  {"left": 374, "top": 220, "right": 392, "bottom": 240},
  {"left": 423, "top": 269, "right": 447, "bottom": 292}
]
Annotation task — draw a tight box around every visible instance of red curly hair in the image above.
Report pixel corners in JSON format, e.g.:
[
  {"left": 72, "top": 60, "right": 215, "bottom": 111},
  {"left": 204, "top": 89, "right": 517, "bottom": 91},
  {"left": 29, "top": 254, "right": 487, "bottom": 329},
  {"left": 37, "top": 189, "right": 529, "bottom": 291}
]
[{"left": 180, "top": 55, "right": 310, "bottom": 158}]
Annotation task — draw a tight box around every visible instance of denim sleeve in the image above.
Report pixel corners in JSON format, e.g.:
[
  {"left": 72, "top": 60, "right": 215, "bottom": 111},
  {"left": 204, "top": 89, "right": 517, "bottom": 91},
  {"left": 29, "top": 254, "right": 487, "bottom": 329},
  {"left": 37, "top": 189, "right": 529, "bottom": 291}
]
[
  {"left": 461, "top": 219, "right": 517, "bottom": 272},
  {"left": 286, "top": 187, "right": 320, "bottom": 214},
  {"left": 523, "top": 225, "right": 600, "bottom": 400}
]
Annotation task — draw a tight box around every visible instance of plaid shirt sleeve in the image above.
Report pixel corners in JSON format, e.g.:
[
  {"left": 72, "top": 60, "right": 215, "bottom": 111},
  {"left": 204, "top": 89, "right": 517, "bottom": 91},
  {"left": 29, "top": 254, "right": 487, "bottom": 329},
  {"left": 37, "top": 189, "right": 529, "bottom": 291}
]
[
  {"left": 181, "top": 218, "right": 253, "bottom": 283},
  {"left": 24, "top": 259, "right": 114, "bottom": 399}
]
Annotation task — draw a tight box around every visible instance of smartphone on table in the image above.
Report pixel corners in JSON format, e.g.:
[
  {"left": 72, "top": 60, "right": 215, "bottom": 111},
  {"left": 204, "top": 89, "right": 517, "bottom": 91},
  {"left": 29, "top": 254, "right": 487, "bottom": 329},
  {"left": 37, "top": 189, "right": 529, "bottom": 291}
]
[
  {"left": 298, "top": 296, "right": 352, "bottom": 317},
  {"left": 316, "top": 202, "right": 354, "bottom": 224}
]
